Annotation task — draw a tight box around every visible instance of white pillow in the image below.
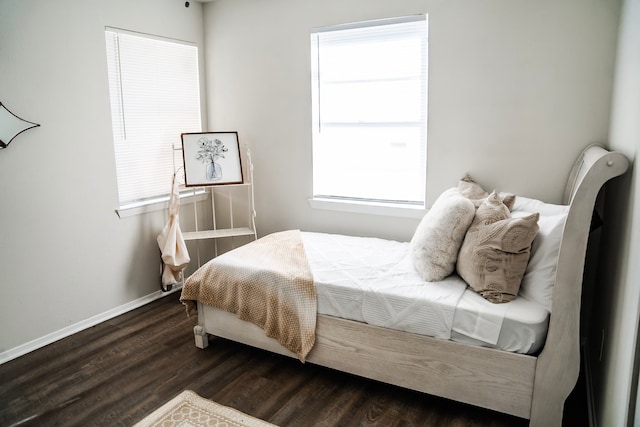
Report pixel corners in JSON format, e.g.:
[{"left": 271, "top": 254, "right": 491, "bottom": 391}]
[
  {"left": 511, "top": 196, "right": 570, "bottom": 312},
  {"left": 411, "top": 188, "right": 476, "bottom": 282}
]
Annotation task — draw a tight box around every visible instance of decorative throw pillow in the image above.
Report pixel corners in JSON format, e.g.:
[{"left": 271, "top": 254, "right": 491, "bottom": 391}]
[
  {"left": 411, "top": 188, "right": 476, "bottom": 282},
  {"left": 456, "top": 192, "right": 540, "bottom": 303},
  {"left": 458, "top": 174, "right": 489, "bottom": 204},
  {"left": 458, "top": 175, "right": 515, "bottom": 210}
]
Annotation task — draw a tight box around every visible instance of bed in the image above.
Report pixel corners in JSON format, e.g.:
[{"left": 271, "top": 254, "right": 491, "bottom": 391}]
[{"left": 180, "top": 145, "right": 629, "bottom": 427}]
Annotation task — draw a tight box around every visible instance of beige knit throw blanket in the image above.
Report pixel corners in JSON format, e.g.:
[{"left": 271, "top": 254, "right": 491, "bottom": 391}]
[{"left": 181, "top": 230, "right": 317, "bottom": 362}]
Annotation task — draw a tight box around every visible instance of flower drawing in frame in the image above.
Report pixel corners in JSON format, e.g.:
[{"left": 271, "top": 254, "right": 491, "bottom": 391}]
[{"left": 181, "top": 131, "right": 243, "bottom": 186}]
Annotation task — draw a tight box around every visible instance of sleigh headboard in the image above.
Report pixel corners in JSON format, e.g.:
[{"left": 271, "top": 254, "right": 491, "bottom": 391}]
[
  {"left": 562, "top": 144, "right": 630, "bottom": 205},
  {"left": 530, "top": 144, "right": 629, "bottom": 422}
]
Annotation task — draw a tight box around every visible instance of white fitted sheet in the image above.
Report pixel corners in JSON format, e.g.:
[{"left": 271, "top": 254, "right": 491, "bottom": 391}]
[{"left": 301, "top": 232, "right": 549, "bottom": 355}]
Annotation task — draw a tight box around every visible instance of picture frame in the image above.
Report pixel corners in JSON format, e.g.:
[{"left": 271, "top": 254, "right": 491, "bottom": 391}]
[{"left": 181, "top": 131, "right": 243, "bottom": 186}]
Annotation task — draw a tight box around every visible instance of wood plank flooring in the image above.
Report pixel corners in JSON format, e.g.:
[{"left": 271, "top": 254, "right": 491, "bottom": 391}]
[{"left": 0, "top": 292, "right": 587, "bottom": 426}]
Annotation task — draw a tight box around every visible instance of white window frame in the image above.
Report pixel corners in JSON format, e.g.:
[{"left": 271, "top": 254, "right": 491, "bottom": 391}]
[
  {"left": 105, "top": 27, "right": 202, "bottom": 216},
  {"left": 309, "top": 15, "right": 428, "bottom": 217}
]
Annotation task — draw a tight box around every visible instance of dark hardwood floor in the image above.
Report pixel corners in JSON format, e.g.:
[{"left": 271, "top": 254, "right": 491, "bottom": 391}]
[{"left": 0, "top": 293, "right": 588, "bottom": 426}]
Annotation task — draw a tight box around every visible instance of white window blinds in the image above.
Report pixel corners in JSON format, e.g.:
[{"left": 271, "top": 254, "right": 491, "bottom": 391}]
[
  {"left": 311, "top": 16, "right": 428, "bottom": 205},
  {"left": 105, "top": 28, "right": 201, "bottom": 207}
]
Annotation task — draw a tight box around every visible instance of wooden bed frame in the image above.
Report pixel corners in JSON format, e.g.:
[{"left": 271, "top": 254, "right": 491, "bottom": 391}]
[{"left": 191, "top": 145, "right": 629, "bottom": 426}]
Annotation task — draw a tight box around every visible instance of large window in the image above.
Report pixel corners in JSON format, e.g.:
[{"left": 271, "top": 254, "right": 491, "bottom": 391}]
[
  {"left": 311, "top": 16, "right": 428, "bottom": 206},
  {"left": 105, "top": 28, "right": 202, "bottom": 208}
]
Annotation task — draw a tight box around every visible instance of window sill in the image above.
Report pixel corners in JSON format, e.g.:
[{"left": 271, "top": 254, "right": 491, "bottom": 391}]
[
  {"left": 116, "top": 190, "right": 208, "bottom": 218},
  {"left": 308, "top": 197, "right": 426, "bottom": 219}
]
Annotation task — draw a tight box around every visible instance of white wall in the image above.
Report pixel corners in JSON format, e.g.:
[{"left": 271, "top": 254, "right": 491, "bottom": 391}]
[
  {"left": 589, "top": 0, "right": 640, "bottom": 425},
  {"left": 203, "top": 0, "right": 621, "bottom": 242},
  {"left": 0, "top": 0, "right": 205, "bottom": 354}
]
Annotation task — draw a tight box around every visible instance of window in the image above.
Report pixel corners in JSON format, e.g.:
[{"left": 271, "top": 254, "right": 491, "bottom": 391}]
[
  {"left": 105, "top": 28, "right": 202, "bottom": 208},
  {"left": 311, "top": 16, "right": 428, "bottom": 207}
]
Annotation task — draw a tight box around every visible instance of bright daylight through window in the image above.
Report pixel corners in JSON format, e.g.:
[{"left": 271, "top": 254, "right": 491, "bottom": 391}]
[
  {"left": 311, "top": 15, "right": 428, "bottom": 206},
  {"left": 105, "top": 28, "right": 201, "bottom": 208}
]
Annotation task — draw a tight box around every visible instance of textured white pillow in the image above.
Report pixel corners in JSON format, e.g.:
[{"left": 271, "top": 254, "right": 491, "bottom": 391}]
[
  {"left": 511, "top": 196, "right": 570, "bottom": 312},
  {"left": 411, "top": 188, "right": 476, "bottom": 282}
]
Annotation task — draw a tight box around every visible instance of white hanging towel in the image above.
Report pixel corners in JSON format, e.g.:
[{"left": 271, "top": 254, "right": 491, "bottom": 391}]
[{"left": 157, "top": 173, "right": 190, "bottom": 287}]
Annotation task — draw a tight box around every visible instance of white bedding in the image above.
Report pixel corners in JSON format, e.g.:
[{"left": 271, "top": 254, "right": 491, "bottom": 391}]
[{"left": 301, "top": 231, "right": 549, "bottom": 355}]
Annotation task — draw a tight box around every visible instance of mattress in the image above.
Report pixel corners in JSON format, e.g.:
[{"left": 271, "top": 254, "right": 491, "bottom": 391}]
[{"left": 301, "top": 231, "right": 549, "bottom": 355}]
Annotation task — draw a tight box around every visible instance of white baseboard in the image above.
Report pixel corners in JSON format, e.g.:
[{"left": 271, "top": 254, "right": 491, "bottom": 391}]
[{"left": 0, "top": 286, "right": 181, "bottom": 365}]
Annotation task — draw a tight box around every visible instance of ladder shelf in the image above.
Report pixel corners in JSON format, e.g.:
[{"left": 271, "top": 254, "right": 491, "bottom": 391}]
[{"left": 178, "top": 146, "right": 257, "bottom": 267}]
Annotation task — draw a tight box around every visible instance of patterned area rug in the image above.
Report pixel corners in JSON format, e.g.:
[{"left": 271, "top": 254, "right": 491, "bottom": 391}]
[{"left": 134, "top": 390, "right": 277, "bottom": 427}]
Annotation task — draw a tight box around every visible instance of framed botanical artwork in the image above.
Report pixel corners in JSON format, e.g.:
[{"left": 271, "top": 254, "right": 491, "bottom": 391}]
[{"left": 181, "top": 131, "right": 243, "bottom": 186}]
